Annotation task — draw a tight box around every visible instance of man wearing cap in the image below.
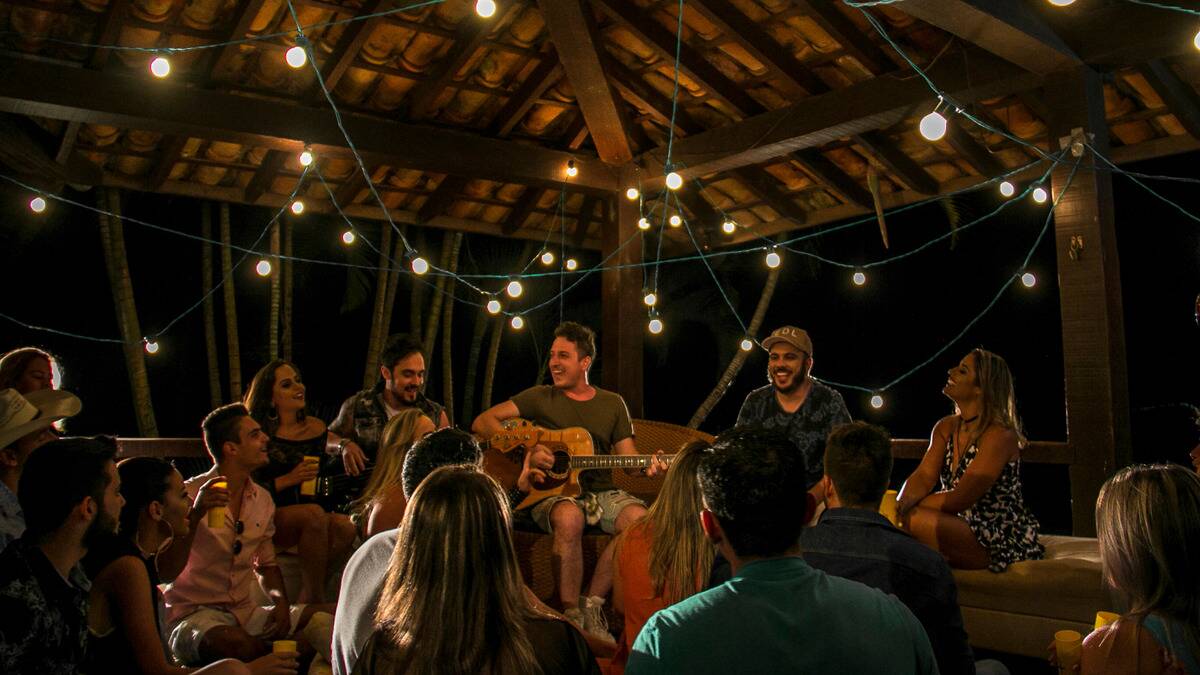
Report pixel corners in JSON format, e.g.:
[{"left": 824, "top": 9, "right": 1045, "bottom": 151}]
[
  {"left": 736, "top": 327, "right": 850, "bottom": 494},
  {"left": 0, "top": 388, "right": 82, "bottom": 552}
]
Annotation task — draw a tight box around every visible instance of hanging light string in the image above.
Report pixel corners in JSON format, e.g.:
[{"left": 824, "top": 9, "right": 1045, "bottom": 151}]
[
  {"left": 678, "top": 210, "right": 750, "bottom": 335},
  {"left": 663, "top": 0, "right": 686, "bottom": 171}
]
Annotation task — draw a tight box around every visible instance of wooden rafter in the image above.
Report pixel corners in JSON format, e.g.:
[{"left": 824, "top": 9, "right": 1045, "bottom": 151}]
[
  {"left": 245, "top": 150, "right": 286, "bottom": 203},
  {"left": 55, "top": 121, "right": 81, "bottom": 165},
  {"left": 488, "top": 54, "right": 563, "bottom": 137},
  {"left": 573, "top": 195, "right": 599, "bottom": 248},
  {"left": 606, "top": 57, "right": 704, "bottom": 136},
  {"left": 674, "top": 185, "right": 722, "bottom": 230},
  {"left": 795, "top": 0, "right": 892, "bottom": 75},
  {"left": 417, "top": 175, "right": 469, "bottom": 223},
  {"left": 88, "top": 0, "right": 129, "bottom": 70},
  {"left": 1137, "top": 60, "right": 1200, "bottom": 140},
  {"left": 310, "top": 0, "right": 387, "bottom": 98},
  {"left": 943, "top": 120, "right": 1004, "bottom": 177},
  {"left": 790, "top": 149, "right": 872, "bottom": 209},
  {"left": 853, "top": 131, "right": 938, "bottom": 195},
  {"left": 206, "top": 0, "right": 271, "bottom": 82},
  {"left": 404, "top": 11, "right": 498, "bottom": 120},
  {"left": 146, "top": 136, "right": 188, "bottom": 191},
  {"left": 502, "top": 188, "right": 544, "bottom": 235},
  {"left": 733, "top": 165, "right": 807, "bottom": 225}
]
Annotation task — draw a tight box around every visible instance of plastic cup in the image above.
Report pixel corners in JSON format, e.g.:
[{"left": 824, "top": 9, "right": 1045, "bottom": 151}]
[
  {"left": 272, "top": 639, "right": 297, "bottom": 655},
  {"left": 878, "top": 489, "right": 900, "bottom": 525},
  {"left": 207, "top": 481, "right": 227, "bottom": 528},
  {"left": 1094, "top": 611, "right": 1120, "bottom": 630},
  {"left": 299, "top": 456, "right": 319, "bottom": 496},
  {"left": 1055, "top": 629, "right": 1083, "bottom": 673}
]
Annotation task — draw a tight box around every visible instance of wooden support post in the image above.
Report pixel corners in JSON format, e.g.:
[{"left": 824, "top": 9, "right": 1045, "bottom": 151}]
[
  {"left": 601, "top": 172, "right": 644, "bottom": 417},
  {"left": 1044, "top": 68, "right": 1131, "bottom": 536}
]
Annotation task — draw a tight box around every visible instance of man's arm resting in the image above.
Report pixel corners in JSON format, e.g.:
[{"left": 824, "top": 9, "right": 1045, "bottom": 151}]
[{"left": 471, "top": 400, "right": 521, "bottom": 438}]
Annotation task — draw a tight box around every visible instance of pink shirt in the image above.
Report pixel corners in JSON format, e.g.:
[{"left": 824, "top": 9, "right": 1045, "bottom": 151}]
[{"left": 164, "top": 467, "right": 279, "bottom": 626}]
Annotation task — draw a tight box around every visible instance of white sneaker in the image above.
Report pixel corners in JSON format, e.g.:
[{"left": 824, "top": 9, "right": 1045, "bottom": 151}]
[
  {"left": 563, "top": 606, "right": 586, "bottom": 632},
  {"left": 580, "top": 595, "right": 616, "bottom": 646}
]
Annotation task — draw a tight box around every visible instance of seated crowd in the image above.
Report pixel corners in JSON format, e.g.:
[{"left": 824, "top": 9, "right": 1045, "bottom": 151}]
[{"left": 0, "top": 327, "right": 1196, "bottom": 675}]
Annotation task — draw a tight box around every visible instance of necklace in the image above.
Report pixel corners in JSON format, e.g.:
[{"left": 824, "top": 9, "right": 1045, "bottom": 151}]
[{"left": 960, "top": 414, "right": 979, "bottom": 425}]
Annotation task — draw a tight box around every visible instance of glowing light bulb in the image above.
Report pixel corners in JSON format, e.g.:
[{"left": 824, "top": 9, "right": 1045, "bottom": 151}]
[
  {"left": 144, "top": 339, "right": 160, "bottom": 355},
  {"left": 999, "top": 180, "right": 1016, "bottom": 198},
  {"left": 625, "top": 187, "right": 640, "bottom": 200},
  {"left": 285, "top": 45, "right": 307, "bottom": 68},
  {"left": 765, "top": 250, "right": 781, "bottom": 269},
  {"left": 150, "top": 56, "right": 170, "bottom": 78},
  {"left": 852, "top": 271, "right": 866, "bottom": 286},
  {"left": 637, "top": 217, "right": 650, "bottom": 230},
  {"left": 1047, "top": 0, "right": 1075, "bottom": 5},
  {"left": 740, "top": 338, "right": 754, "bottom": 352},
  {"left": 870, "top": 394, "right": 884, "bottom": 409},
  {"left": 341, "top": 230, "right": 356, "bottom": 244},
  {"left": 486, "top": 299, "right": 501, "bottom": 315},
  {"left": 1194, "top": 28, "right": 1200, "bottom": 52},
  {"left": 1032, "top": 186, "right": 1049, "bottom": 204},
  {"left": 510, "top": 315, "right": 524, "bottom": 330},
  {"left": 290, "top": 200, "right": 304, "bottom": 215},
  {"left": 411, "top": 256, "right": 429, "bottom": 275},
  {"left": 668, "top": 214, "right": 682, "bottom": 227},
  {"left": 648, "top": 318, "right": 664, "bottom": 334},
  {"left": 665, "top": 171, "right": 683, "bottom": 190},
  {"left": 722, "top": 220, "right": 736, "bottom": 234},
  {"left": 919, "top": 111, "right": 948, "bottom": 141},
  {"left": 565, "top": 160, "right": 578, "bottom": 178},
  {"left": 565, "top": 258, "right": 578, "bottom": 271},
  {"left": 475, "top": 0, "right": 497, "bottom": 18},
  {"left": 506, "top": 280, "right": 523, "bottom": 298},
  {"left": 256, "top": 259, "right": 272, "bottom": 276},
  {"left": 643, "top": 292, "right": 657, "bottom": 307},
  {"left": 541, "top": 251, "right": 555, "bottom": 265},
  {"left": 1021, "top": 272, "right": 1037, "bottom": 288},
  {"left": 29, "top": 196, "right": 46, "bottom": 213},
  {"left": 299, "top": 148, "right": 314, "bottom": 166}
]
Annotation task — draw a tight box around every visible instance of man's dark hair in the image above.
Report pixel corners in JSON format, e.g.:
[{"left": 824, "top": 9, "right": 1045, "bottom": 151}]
[
  {"left": 401, "top": 428, "right": 483, "bottom": 498},
  {"left": 202, "top": 403, "right": 249, "bottom": 463},
  {"left": 19, "top": 436, "right": 117, "bottom": 540},
  {"left": 553, "top": 321, "right": 596, "bottom": 361},
  {"left": 699, "top": 427, "right": 807, "bottom": 557},
  {"left": 824, "top": 422, "right": 893, "bottom": 508},
  {"left": 380, "top": 333, "right": 426, "bottom": 371}
]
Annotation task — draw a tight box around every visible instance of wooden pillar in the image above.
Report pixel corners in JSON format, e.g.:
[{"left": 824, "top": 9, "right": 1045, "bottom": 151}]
[
  {"left": 601, "top": 179, "right": 644, "bottom": 418},
  {"left": 1044, "top": 68, "right": 1131, "bottom": 535}
]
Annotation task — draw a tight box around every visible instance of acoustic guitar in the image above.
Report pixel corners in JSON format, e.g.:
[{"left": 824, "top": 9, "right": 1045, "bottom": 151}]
[{"left": 483, "top": 418, "right": 673, "bottom": 511}]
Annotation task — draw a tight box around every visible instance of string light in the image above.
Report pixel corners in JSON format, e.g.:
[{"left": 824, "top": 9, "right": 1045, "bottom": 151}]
[
  {"left": 625, "top": 187, "right": 640, "bottom": 200},
  {"left": 765, "top": 249, "right": 782, "bottom": 269},
  {"left": 999, "top": 180, "right": 1016, "bottom": 198},
  {"left": 565, "top": 258, "right": 578, "bottom": 271},
  {"left": 290, "top": 200, "right": 305, "bottom": 215},
  {"left": 341, "top": 230, "right": 356, "bottom": 244},
  {"left": 285, "top": 45, "right": 307, "bottom": 68},
  {"left": 1194, "top": 28, "right": 1200, "bottom": 52},
  {"left": 541, "top": 250, "right": 555, "bottom": 265},
  {"left": 637, "top": 217, "right": 650, "bottom": 230},
  {"left": 506, "top": 279, "right": 523, "bottom": 298},
  {"left": 643, "top": 292, "right": 657, "bottom": 307},
  {"left": 870, "top": 394, "right": 884, "bottom": 409},
  {"left": 1047, "top": 0, "right": 1075, "bottom": 5},
  {"left": 722, "top": 220, "right": 737, "bottom": 234},
  {"left": 299, "top": 147, "right": 314, "bottom": 166},
  {"left": 665, "top": 171, "right": 683, "bottom": 190},
  {"left": 740, "top": 338, "right": 754, "bottom": 352},
  {"left": 919, "top": 109, "right": 948, "bottom": 142},
  {"left": 149, "top": 56, "right": 170, "bottom": 78},
  {"left": 565, "top": 160, "right": 578, "bottom": 178},
  {"left": 486, "top": 299, "right": 501, "bottom": 315},
  {"left": 1032, "top": 186, "right": 1049, "bottom": 204},
  {"left": 475, "top": 0, "right": 497, "bottom": 18},
  {"left": 255, "top": 259, "right": 272, "bottom": 276},
  {"left": 1021, "top": 272, "right": 1037, "bottom": 288},
  {"left": 28, "top": 196, "right": 46, "bottom": 213},
  {"left": 648, "top": 317, "right": 664, "bottom": 334},
  {"left": 510, "top": 315, "right": 524, "bottom": 330},
  {"left": 668, "top": 214, "right": 682, "bottom": 227},
  {"left": 852, "top": 271, "right": 867, "bottom": 286},
  {"left": 411, "top": 256, "right": 429, "bottom": 275},
  {"left": 143, "top": 338, "right": 160, "bottom": 355}
]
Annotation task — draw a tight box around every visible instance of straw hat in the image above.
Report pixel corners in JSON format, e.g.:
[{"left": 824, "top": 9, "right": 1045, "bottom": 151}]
[{"left": 0, "top": 388, "right": 81, "bottom": 450}]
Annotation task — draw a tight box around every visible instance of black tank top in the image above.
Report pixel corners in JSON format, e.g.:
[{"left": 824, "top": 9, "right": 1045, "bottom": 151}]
[{"left": 83, "top": 538, "right": 163, "bottom": 674}]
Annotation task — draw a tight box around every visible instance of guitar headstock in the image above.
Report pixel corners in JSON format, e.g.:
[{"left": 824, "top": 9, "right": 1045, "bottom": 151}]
[{"left": 489, "top": 418, "right": 539, "bottom": 452}]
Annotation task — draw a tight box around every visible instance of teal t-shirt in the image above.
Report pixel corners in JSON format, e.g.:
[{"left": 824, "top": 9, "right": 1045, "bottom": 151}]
[{"left": 627, "top": 556, "right": 938, "bottom": 675}]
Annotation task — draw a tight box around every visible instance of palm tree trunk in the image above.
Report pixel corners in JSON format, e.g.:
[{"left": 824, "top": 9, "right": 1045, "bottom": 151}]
[
  {"left": 688, "top": 266, "right": 781, "bottom": 429},
  {"left": 363, "top": 224, "right": 393, "bottom": 389},
  {"left": 282, "top": 219, "right": 294, "bottom": 361},
  {"left": 381, "top": 225, "right": 406, "bottom": 341},
  {"left": 440, "top": 232, "right": 463, "bottom": 424},
  {"left": 422, "top": 232, "right": 457, "bottom": 354},
  {"left": 268, "top": 221, "right": 281, "bottom": 361},
  {"left": 460, "top": 306, "right": 490, "bottom": 425},
  {"left": 201, "top": 202, "right": 222, "bottom": 408},
  {"left": 97, "top": 188, "right": 158, "bottom": 436},
  {"left": 481, "top": 315, "right": 503, "bottom": 411},
  {"left": 220, "top": 202, "right": 242, "bottom": 399}
]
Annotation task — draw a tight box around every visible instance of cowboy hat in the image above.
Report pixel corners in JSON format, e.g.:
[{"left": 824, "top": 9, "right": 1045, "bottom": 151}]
[{"left": 0, "top": 388, "right": 81, "bottom": 450}]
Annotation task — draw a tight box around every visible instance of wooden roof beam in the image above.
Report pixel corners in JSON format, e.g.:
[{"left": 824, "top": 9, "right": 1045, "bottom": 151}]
[
  {"left": 894, "top": 0, "right": 1080, "bottom": 75},
  {"left": 795, "top": 0, "right": 892, "bottom": 75},
  {"left": 790, "top": 149, "right": 872, "bottom": 209},
  {"left": 573, "top": 195, "right": 599, "bottom": 248},
  {"left": 943, "top": 120, "right": 1004, "bottom": 177},
  {"left": 1137, "top": 60, "right": 1200, "bottom": 141},
  {"left": 488, "top": 54, "right": 563, "bottom": 137},
  {"left": 538, "top": 0, "right": 634, "bottom": 164},
  {"left": 205, "top": 0, "right": 271, "bottom": 83},
  {"left": 853, "top": 131, "right": 939, "bottom": 195},
  {"left": 146, "top": 135, "right": 188, "bottom": 191},
  {"left": 55, "top": 121, "right": 81, "bottom": 165},
  {"left": 674, "top": 185, "right": 723, "bottom": 231},
  {"left": 733, "top": 165, "right": 807, "bottom": 225},
  {"left": 310, "top": 0, "right": 387, "bottom": 98},
  {"left": 245, "top": 149, "right": 286, "bottom": 203},
  {"left": 405, "top": 11, "right": 498, "bottom": 120},
  {"left": 417, "top": 175, "right": 469, "bottom": 223},
  {"left": 502, "top": 188, "right": 544, "bottom": 235},
  {"left": 88, "top": 0, "right": 129, "bottom": 70}
]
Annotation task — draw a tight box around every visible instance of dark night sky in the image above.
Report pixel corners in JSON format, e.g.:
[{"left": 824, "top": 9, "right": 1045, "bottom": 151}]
[{"left": 2, "top": 152, "right": 1197, "bottom": 533}]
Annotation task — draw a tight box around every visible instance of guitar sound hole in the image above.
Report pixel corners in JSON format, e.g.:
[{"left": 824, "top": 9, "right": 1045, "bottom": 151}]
[{"left": 548, "top": 450, "right": 571, "bottom": 480}]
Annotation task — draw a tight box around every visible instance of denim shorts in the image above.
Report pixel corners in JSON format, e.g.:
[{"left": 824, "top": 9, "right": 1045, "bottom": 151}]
[{"left": 527, "top": 489, "right": 646, "bottom": 534}]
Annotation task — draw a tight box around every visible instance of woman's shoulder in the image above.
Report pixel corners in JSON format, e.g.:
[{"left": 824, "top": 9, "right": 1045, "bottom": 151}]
[
  {"left": 932, "top": 415, "right": 958, "bottom": 439},
  {"left": 1082, "top": 618, "right": 1176, "bottom": 675},
  {"left": 275, "top": 417, "right": 328, "bottom": 442},
  {"left": 91, "top": 553, "right": 150, "bottom": 593}
]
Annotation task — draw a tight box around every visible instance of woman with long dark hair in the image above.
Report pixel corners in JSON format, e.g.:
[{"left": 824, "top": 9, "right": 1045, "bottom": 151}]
[
  {"left": 354, "top": 465, "right": 598, "bottom": 675},
  {"left": 0, "top": 347, "right": 58, "bottom": 393},
  {"left": 244, "top": 360, "right": 357, "bottom": 603},
  {"left": 897, "top": 348, "right": 1042, "bottom": 570}
]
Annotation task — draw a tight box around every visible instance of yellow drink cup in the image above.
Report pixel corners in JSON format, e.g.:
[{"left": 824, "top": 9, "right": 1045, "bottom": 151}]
[
  {"left": 879, "top": 489, "right": 900, "bottom": 525},
  {"left": 1095, "top": 611, "right": 1120, "bottom": 631},
  {"left": 272, "top": 640, "right": 297, "bottom": 655},
  {"left": 1055, "top": 629, "right": 1083, "bottom": 673},
  {"left": 207, "top": 481, "right": 227, "bottom": 528},
  {"left": 299, "top": 456, "right": 319, "bottom": 496}
]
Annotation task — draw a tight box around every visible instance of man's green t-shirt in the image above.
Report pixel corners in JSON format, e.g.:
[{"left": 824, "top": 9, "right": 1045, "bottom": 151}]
[{"left": 511, "top": 385, "right": 634, "bottom": 493}]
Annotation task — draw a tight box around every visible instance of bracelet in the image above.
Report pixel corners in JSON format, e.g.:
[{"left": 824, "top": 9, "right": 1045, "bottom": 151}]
[{"left": 336, "top": 438, "right": 350, "bottom": 454}]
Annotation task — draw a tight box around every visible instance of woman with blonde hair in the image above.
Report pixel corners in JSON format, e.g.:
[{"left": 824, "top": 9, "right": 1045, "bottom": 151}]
[
  {"left": 1076, "top": 464, "right": 1199, "bottom": 674},
  {"left": 609, "top": 441, "right": 713, "bottom": 673},
  {"left": 897, "top": 348, "right": 1042, "bottom": 570},
  {"left": 351, "top": 408, "right": 435, "bottom": 538},
  {"left": 353, "top": 464, "right": 597, "bottom": 675}
]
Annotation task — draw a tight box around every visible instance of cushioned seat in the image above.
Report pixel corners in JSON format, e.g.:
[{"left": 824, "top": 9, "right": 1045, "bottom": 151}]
[{"left": 953, "top": 535, "right": 1112, "bottom": 658}]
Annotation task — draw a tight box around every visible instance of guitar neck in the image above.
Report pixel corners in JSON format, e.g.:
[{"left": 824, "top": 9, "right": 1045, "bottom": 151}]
[{"left": 569, "top": 455, "right": 673, "bottom": 470}]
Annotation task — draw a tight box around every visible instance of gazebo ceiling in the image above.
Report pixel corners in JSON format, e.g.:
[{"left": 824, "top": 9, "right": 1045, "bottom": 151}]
[{"left": 0, "top": 0, "right": 1197, "bottom": 249}]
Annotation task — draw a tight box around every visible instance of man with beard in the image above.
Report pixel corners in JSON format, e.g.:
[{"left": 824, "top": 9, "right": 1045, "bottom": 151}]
[
  {"left": 736, "top": 326, "right": 850, "bottom": 496},
  {"left": 0, "top": 436, "right": 123, "bottom": 674},
  {"left": 331, "top": 334, "right": 450, "bottom": 480}
]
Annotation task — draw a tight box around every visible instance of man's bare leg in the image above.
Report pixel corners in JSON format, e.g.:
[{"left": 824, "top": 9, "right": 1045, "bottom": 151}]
[
  {"left": 586, "top": 503, "right": 646, "bottom": 599},
  {"left": 549, "top": 501, "right": 585, "bottom": 610},
  {"left": 198, "top": 625, "right": 268, "bottom": 664},
  {"left": 274, "top": 504, "right": 331, "bottom": 603}
]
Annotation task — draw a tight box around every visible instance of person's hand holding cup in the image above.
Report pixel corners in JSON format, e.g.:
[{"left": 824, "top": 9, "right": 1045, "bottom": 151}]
[{"left": 205, "top": 480, "right": 229, "bottom": 528}]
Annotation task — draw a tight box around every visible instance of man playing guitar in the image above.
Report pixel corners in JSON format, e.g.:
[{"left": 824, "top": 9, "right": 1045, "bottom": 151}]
[{"left": 473, "top": 321, "right": 666, "bottom": 643}]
